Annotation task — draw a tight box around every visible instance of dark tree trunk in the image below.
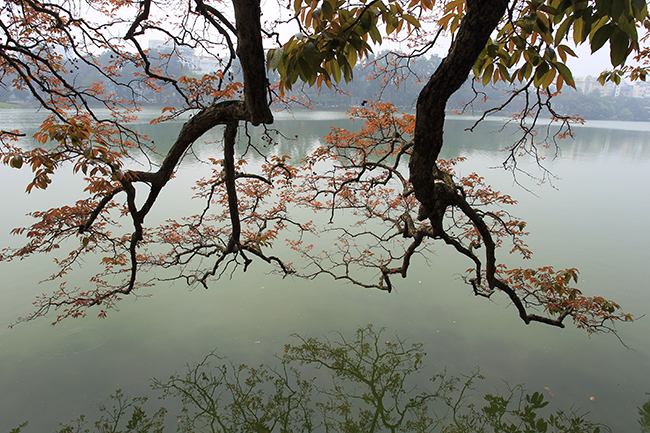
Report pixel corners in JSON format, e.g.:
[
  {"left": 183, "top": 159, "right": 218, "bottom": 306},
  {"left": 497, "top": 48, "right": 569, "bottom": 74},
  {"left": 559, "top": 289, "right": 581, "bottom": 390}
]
[
  {"left": 232, "top": 0, "right": 273, "bottom": 126},
  {"left": 410, "top": 0, "right": 509, "bottom": 219}
]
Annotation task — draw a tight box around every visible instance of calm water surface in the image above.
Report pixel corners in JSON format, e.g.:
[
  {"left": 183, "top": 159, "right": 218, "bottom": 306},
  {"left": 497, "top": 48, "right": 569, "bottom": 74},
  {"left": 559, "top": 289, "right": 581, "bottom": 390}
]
[{"left": 1, "top": 109, "right": 649, "bottom": 431}]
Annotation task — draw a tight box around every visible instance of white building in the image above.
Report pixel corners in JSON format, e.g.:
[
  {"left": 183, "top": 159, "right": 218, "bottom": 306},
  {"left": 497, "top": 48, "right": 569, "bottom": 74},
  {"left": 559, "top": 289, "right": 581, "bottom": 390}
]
[{"left": 575, "top": 75, "right": 647, "bottom": 98}]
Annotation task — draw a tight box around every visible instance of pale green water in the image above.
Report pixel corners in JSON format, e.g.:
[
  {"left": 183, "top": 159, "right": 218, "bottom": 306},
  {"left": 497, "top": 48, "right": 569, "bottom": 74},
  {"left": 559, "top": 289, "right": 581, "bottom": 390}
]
[{"left": 0, "top": 109, "right": 649, "bottom": 431}]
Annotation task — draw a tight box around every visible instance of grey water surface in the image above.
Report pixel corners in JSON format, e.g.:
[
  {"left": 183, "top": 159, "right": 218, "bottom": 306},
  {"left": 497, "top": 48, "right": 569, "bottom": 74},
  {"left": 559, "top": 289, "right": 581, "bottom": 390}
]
[{"left": 1, "top": 108, "right": 649, "bottom": 431}]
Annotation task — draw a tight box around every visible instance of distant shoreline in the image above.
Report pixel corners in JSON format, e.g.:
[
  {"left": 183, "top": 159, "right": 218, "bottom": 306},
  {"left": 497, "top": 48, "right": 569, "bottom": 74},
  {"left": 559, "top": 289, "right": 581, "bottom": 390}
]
[
  {"left": 2, "top": 99, "right": 649, "bottom": 122},
  {"left": 0, "top": 102, "right": 21, "bottom": 109}
]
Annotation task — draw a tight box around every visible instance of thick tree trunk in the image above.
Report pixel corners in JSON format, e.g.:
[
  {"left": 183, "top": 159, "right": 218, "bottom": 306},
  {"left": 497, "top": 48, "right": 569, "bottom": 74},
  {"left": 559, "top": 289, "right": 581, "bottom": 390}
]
[
  {"left": 409, "top": 0, "right": 509, "bottom": 219},
  {"left": 232, "top": 0, "right": 273, "bottom": 126}
]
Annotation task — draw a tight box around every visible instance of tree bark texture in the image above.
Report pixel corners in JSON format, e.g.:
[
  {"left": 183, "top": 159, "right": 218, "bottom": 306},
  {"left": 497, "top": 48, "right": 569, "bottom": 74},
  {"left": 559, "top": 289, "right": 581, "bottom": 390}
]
[
  {"left": 223, "top": 121, "right": 242, "bottom": 249},
  {"left": 410, "top": 0, "right": 509, "bottom": 219},
  {"left": 232, "top": 0, "right": 273, "bottom": 126}
]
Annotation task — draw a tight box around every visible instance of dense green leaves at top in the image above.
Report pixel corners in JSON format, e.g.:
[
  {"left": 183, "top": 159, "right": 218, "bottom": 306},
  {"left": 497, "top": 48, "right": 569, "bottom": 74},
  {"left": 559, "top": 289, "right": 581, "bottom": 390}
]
[
  {"left": 469, "top": 0, "right": 648, "bottom": 91},
  {"left": 272, "top": 0, "right": 648, "bottom": 94},
  {"left": 268, "top": 0, "right": 430, "bottom": 92}
]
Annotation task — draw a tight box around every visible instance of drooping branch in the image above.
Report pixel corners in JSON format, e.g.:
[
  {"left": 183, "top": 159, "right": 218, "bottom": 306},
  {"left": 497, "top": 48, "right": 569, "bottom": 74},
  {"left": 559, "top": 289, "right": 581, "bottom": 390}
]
[
  {"left": 78, "top": 186, "right": 125, "bottom": 234},
  {"left": 223, "top": 121, "right": 241, "bottom": 249},
  {"left": 401, "top": 0, "right": 626, "bottom": 331},
  {"left": 284, "top": 90, "right": 629, "bottom": 334},
  {"left": 77, "top": 101, "right": 248, "bottom": 295},
  {"left": 410, "top": 0, "right": 510, "bottom": 218},
  {"left": 406, "top": 0, "right": 562, "bottom": 326},
  {"left": 1, "top": 0, "right": 282, "bottom": 323}
]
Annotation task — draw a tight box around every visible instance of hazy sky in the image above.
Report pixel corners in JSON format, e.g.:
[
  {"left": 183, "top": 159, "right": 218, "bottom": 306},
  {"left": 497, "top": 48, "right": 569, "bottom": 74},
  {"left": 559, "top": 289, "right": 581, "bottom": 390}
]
[
  {"left": 566, "top": 44, "right": 618, "bottom": 78},
  {"left": 141, "top": 0, "right": 631, "bottom": 82},
  {"left": 423, "top": 32, "right": 620, "bottom": 79}
]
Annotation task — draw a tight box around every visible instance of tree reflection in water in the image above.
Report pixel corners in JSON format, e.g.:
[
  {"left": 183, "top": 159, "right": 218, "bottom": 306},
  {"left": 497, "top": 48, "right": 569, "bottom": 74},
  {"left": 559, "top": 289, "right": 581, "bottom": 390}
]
[
  {"left": 19, "top": 325, "right": 648, "bottom": 433},
  {"left": 639, "top": 396, "right": 650, "bottom": 433}
]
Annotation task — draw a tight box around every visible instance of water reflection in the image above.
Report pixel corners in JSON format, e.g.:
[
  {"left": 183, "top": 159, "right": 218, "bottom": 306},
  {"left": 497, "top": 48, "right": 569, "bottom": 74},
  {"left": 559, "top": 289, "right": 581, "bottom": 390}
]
[
  {"left": 443, "top": 117, "right": 650, "bottom": 161},
  {"left": 3, "top": 108, "right": 648, "bottom": 164},
  {"left": 6, "top": 109, "right": 356, "bottom": 166},
  {"left": 43, "top": 326, "right": 612, "bottom": 433},
  {"left": 2, "top": 109, "right": 650, "bottom": 432},
  {"left": 640, "top": 397, "right": 650, "bottom": 432}
]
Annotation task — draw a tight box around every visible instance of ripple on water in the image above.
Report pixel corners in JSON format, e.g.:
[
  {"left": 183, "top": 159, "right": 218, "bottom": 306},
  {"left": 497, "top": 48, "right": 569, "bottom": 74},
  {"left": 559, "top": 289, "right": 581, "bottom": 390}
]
[{"left": 42, "top": 327, "right": 111, "bottom": 356}]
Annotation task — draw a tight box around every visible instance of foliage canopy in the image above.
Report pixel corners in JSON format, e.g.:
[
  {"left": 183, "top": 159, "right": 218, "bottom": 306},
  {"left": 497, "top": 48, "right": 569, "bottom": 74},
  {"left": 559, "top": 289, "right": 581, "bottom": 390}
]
[{"left": 1, "top": 0, "right": 647, "bottom": 332}]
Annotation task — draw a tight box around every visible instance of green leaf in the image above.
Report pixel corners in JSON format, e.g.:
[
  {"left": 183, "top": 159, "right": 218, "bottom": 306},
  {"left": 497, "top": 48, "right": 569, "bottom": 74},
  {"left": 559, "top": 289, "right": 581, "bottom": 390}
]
[
  {"left": 339, "top": 8, "right": 352, "bottom": 23},
  {"left": 360, "top": 10, "right": 373, "bottom": 31},
  {"left": 544, "top": 46, "right": 556, "bottom": 61},
  {"left": 611, "top": 0, "right": 625, "bottom": 20},
  {"left": 266, "top": 48, "right": 284, "bottom": 71},
  {"left": 557, "top": 44, "right": 577, "bottom": 62},
  {"left": 618, "top": 18, "right": 639, "bottom": 40},
  {"left": 497, "top": 22, "right": 513, "bottom": 39},
  {"left": 345, "top": 45, "right": 358, "bottom": 67},
  {"left": 497, "top": 48, "right": 513, "bottom": 67},
  {"left": 10, "top": 155, "right": 23, "bottom": 169},
  {"left": 610, "top": 28, "right": 630, "bottom": 66},
  {"left": 329, "top": 57, "right": 342, "bottom": 83},
  {"left": 297, "top": 57, "right": 313, "bottom": 82},
  {"left": 554, "top": 62, "right": 575, "bottom": 87},
  {"left": 482, "top": 63, "right": 494, "bottom": 86},
  {"left": 322, "top": 0, "right": 334, "bottom": 20},
  {"left": 534, "top": 16, "right": 553, "bottom": 45},
  {"left": 349, "top": 34, "right": 363, "bottom": 52},
  {"left": 554, "top": 17, "right": 574, "bottom": 45},
  {"left": 473, "top": 55, "right": 486, "bottom": 78},
  {"left": 520, "top": 61, "right": 533, "bottom": 80},
  {"left": 512, "top": 35, "right": 527, "bottom": 49},
  {"left": 534, "top": 61, "right": 550, "bottom": 87},
  {"left": 539, "top": 4, "right": 559, "bottom": 15},
  {"left": 303, "top": 41, "right": 317, "bottom": 65},
  {"left": 590, "top": 23, "right": 615, "bottom": 53},
  {"left": 369, "top": 25, "right": 382, "bottom": 44},
  {"left": 529, "top": 50, "right": 543, "bottom": 66},
  {"left": 498, "top": 63, "right": 512, "bottom": 82},
  {"left": 487, "top": 42, "right": 498, "bottom": 58},
  {"left": 341, "top": 57, "right": 353, "bottom": 82},
  {"left": 596, "top": 0, "right": 614, "bottom": 14},
  {"left": 386, "top": 20, "right": 395, "bottom": 34},
  {"left": 573, "top": 17, "right": 588, "bottom": 43},
  {"left": 308, "top": 70, "right": 317, "bottom": 86},
  {"left": 403, "top": 14, "right": 421, "bottom": 28}
]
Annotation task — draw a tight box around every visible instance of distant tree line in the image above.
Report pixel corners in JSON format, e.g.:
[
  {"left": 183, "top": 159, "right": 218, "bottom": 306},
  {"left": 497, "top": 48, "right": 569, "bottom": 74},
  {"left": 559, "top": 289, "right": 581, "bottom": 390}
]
[
  {"left": 296, "top": 53, "right": 650, "bottom": 121},
  {"left": 2, "top": 49, "right": 648, "bottom": 121},
  {"left": 0, "top": 48, "right": 190, "bottom": 107}
]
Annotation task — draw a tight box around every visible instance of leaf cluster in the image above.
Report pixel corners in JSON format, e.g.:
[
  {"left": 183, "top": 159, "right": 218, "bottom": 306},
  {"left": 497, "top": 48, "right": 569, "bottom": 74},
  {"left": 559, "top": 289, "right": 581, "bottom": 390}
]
[
  {"left": 268, "top": 0, "right": 432, "bottom": 92},
  {"left": 471, "top": 0, "right": 648, "bottom": 92}
]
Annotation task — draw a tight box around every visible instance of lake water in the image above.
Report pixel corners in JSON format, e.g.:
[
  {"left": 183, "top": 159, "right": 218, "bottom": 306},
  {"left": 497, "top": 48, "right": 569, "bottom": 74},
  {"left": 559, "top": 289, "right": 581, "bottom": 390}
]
[{"left": 1, "top": 108, "right": 649, "bottom": 431}]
